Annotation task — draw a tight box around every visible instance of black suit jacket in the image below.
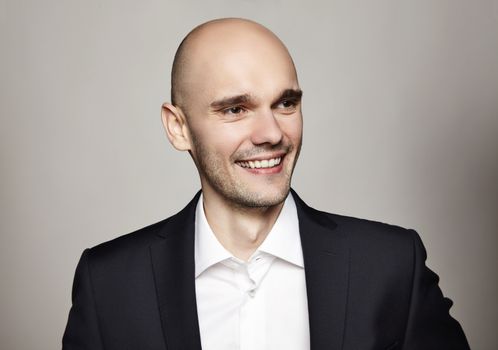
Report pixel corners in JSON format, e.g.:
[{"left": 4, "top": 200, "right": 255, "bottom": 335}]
[{"left": 63, "top": 190, "right": 470, "bottom": 350}]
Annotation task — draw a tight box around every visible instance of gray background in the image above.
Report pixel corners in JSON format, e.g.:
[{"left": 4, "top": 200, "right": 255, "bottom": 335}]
[{"left": 1, "top": 0, "right": 497, "bottom": 349}]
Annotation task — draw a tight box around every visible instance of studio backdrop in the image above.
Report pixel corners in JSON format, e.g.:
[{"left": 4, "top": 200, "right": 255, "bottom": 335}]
[{"left": 1, "top": 1, "right": 497, "bottom": 349}]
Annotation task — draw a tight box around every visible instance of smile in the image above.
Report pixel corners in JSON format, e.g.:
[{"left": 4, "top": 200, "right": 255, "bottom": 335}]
[{"left": 236, "top": 156, "right": 282, "bottom": 169}]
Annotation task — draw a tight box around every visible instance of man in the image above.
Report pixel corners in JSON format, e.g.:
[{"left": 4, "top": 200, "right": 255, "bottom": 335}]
[{"left": 63, "top": 18, "right": 470, "bottom": 350}]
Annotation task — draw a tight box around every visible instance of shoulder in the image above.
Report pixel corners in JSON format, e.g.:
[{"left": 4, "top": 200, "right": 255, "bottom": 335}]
[
  {"left": 83, "top": 217, "right": 171, "bottom": 268},
  {"left": 292, "top": 189, "right": 417, "bottom": 250},
  {"left": 327, "top": 211, "right": 417, "bottom": 247},
  {"left": 293, "top": 190, "right": 420, "bottom": 262},
  {"left": 314, "top": 209, "right": 422, "bottom": 283},
  {"left": 325, "top": 208, "right": 418, "bottom": 253},
  {"left": 84, "top": 191, "right": 200, "bottom": 266}
]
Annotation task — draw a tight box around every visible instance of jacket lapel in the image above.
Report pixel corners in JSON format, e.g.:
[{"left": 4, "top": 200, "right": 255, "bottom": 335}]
[
  {"left": 292, "top": 189, "right": 350, "bottom": 350},
  {"left": 150, "top": 192, "right": 202, "bottom": 350}
]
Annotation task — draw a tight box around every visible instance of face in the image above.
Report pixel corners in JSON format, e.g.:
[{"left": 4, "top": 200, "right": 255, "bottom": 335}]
[{"left": 181, "top": 26, "right": 303, "bottom": 208}]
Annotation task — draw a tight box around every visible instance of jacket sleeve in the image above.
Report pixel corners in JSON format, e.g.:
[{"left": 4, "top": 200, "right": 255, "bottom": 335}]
[
  {"left": 401, "top": 230, "right": 471, "bottom": 350},
  {"left": 62, "top": 249, "right": 104, "bottom": 350}
]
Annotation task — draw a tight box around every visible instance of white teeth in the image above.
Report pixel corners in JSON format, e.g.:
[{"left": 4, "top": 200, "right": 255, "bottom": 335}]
[{"left": 237, "top": 157, "right": 282, "bottom": 169}]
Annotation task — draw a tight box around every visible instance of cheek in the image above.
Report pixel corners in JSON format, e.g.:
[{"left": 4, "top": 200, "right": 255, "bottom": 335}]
[
  {"left": 192, "top": 122, "right": 249, "bottom": 158},
  {"left": 280, "top": 116, "right": 303, "bottom": 142}
]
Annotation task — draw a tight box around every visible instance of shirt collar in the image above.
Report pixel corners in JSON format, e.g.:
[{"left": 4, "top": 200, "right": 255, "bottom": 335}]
[
  {"left": 194, "top": 192, "right": 304, "bottom": 278},
  {"left": 194, "top": 194, "right": 232, "bottom": 278},
  {"left": 257, "top": 193, "right": 304, "bottom": 268}
]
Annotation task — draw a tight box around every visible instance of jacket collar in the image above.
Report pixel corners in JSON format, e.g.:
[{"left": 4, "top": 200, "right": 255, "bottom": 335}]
[{"left": 150, "top": 189, "right": 350, "bottom": 350}]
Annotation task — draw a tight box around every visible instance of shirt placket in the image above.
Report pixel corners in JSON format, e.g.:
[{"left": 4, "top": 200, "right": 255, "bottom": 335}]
[{"left": 237, "top": 254, "right": 273, "bottom": 350}]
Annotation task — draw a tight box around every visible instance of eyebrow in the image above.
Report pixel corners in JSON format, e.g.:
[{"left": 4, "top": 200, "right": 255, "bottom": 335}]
[
  {"left": 275, "top": 88, "right": 303, "bottom": 103},
  {"left": 210, "top": 94, "right": 253, "bottom": 110},
  {"left": 209, "top": 88, "right": 303, "bottom": 110}
]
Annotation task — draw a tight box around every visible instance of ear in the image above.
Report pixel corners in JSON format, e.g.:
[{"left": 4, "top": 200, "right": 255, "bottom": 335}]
[{"left": 161, "top": 103, "right": 192, "bottom": 151}]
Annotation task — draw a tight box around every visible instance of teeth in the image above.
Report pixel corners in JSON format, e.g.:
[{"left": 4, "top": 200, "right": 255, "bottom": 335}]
[{"left": 237, "top": 157, "right": 282, "bottom": 169}]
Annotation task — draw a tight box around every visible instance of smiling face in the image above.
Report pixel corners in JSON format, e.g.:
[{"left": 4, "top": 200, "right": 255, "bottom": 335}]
[{"left": 165, "top": 19, "right": 303, "bottom": 208}]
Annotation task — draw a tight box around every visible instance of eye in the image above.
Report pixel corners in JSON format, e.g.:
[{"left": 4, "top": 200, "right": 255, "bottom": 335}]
[
  {"left": 276, "top": 99, "right": 298, "bottom": 111},
  {"left": 223, "top": 106, "right": 245, "bottom": 115},
  {"left": 280, "top": 100, "right": 295, "bottom": 108}
]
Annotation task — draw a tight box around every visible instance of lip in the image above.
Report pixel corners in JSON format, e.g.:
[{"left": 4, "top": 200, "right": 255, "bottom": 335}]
[
  {"left": 236, "top": 152, "right": 286, "bottom": 162},
  {"left": 239, "top": 161, "right": 284, "bottom": 174},
  {"left": 235, "top": 153, "right": 286, "bottom": 174}
]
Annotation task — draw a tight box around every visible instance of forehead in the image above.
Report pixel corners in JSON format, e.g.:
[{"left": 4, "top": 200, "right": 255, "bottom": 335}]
[{"left": 183, "top": 25, "right": 299, "bottom": 105}]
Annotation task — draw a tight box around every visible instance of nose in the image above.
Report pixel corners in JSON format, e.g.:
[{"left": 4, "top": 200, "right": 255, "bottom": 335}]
[{"left": 250, "top": 109, "right": 283, "bottom": 146}]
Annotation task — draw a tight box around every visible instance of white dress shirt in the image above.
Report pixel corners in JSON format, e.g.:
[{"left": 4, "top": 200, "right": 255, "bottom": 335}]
[{"left": 194, "top": 193, "right": 310, "bottom": 350}]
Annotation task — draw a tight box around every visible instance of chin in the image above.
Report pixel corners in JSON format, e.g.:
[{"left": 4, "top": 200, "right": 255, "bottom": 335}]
[{"left": 231, "top": 183, "right": 291, "bottom": 208}]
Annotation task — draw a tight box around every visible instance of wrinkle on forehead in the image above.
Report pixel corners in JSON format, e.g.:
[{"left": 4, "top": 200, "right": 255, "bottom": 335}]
[{"left": 171, "top": 18, "right": 298, "bottom": 111}]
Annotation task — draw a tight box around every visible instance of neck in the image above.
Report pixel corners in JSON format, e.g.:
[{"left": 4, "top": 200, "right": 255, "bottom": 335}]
[{"left": 202, "top": 188, "right": 285, "bottom": 261}]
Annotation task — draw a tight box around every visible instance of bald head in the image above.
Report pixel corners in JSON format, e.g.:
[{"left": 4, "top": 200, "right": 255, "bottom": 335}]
[{"left": 170, "top": 18, "right": 297, "bottom": 109}]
